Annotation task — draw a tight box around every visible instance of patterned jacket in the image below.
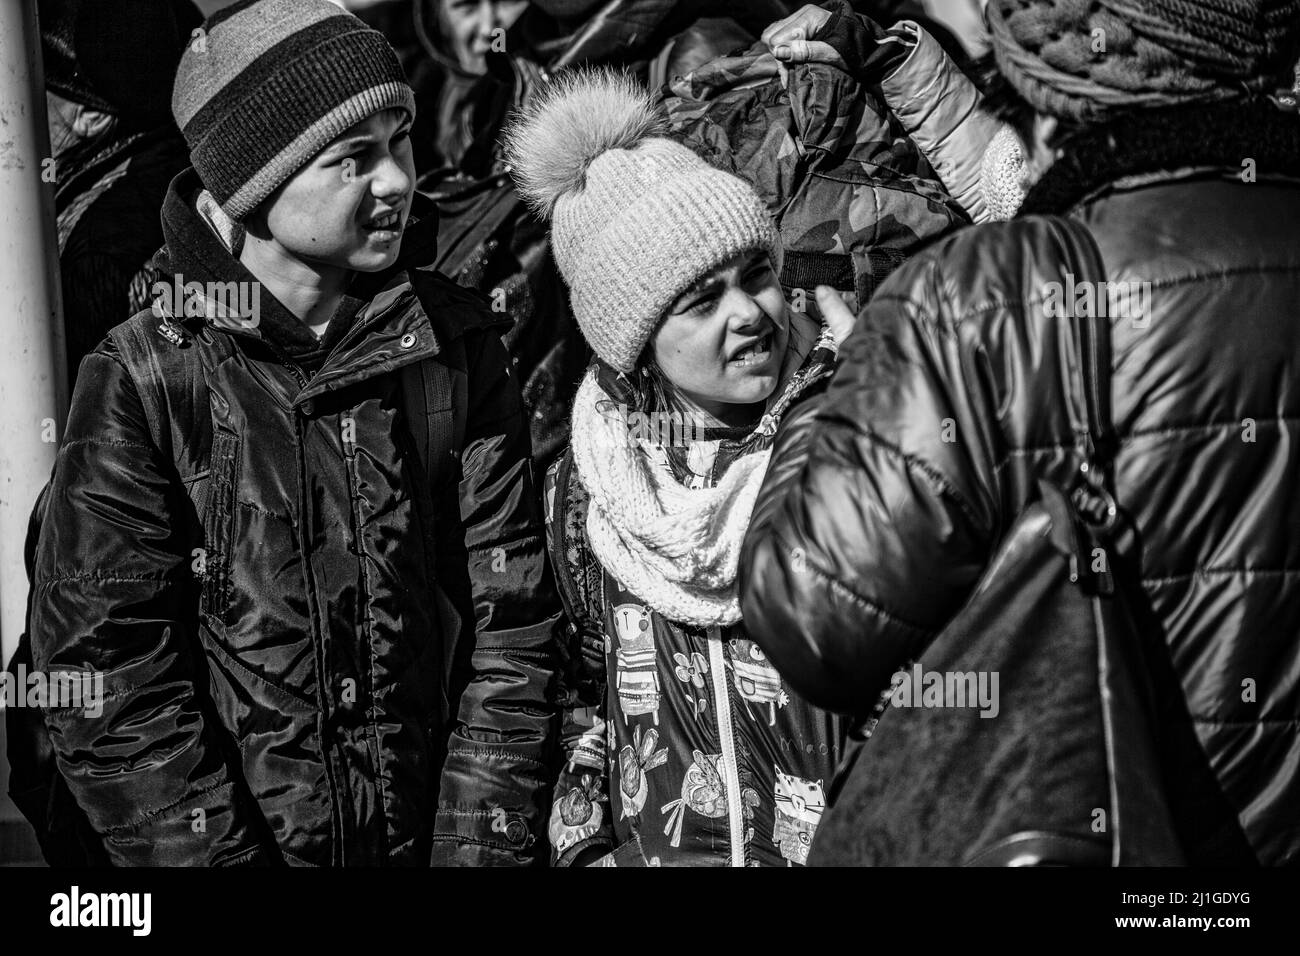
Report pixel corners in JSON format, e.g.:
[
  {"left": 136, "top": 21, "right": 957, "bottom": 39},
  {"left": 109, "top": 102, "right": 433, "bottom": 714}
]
[{"left": 544, "top": 349, "right": 847, "bottom": 867}]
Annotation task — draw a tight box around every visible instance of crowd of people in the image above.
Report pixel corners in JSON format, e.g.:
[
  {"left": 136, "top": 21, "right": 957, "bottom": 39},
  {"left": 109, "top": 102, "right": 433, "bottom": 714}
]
[{"left": 7, "top": 0, "right": 1299, "bottom": 867}]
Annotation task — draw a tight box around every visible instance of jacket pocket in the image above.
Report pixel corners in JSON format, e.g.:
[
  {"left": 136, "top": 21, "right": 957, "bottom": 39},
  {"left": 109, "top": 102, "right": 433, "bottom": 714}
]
[{"left": 201, "top": 429, "right": 240, "bottom": 624}]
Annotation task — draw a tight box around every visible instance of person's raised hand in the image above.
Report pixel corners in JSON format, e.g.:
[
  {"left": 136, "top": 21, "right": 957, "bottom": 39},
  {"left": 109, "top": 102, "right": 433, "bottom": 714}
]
[
  {"left": 816, "top": 285, "right": 857, "bottom": 346},
  {"left": 761, "top": 4, "right": 846, "bottom": 70}
]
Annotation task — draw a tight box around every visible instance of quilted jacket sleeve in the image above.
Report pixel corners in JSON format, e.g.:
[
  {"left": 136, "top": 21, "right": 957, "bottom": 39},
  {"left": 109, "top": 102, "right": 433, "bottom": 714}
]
[
  {"left": 431, "top": 323, "right": 562, "bottom": 866},
  {"left": 808, "top": 2, "right": 1002, "bottom": 223},
  {"left": 739, "top": 241, "right": 1009, "bottom": 716},
  {"left": 29, "top": 341, "right": 271, "bottom": 866},
  {"left": 877, "top": 21, "right": 1004, "bottom": 223}
]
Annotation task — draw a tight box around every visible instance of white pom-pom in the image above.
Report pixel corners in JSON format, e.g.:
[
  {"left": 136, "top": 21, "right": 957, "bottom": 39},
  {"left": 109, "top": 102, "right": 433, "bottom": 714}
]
[{"left": 503, "top": 68, "right": 667, "bottom": 220}]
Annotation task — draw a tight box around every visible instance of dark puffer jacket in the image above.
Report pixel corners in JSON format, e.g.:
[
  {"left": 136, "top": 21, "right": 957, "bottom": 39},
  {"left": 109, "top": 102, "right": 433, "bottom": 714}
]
[
  {"left": 28, "top": 170, "right": 561, "bottom": 866},
  {"left": 740, "top": 102, "right": 1300, "bottom": 866}
]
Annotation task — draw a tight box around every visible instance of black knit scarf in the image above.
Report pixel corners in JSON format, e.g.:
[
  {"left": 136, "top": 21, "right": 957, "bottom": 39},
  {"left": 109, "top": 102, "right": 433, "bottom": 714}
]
[{"left": 1018, "top": 97, "right": 1300, "bottom": 217}]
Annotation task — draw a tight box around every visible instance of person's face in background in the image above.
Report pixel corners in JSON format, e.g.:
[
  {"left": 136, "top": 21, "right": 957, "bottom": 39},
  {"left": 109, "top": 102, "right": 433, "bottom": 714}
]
[
  {"left": 435, "top": 0, "right": 529, "bottom": 74},
  {"left": 45, "top": 91, "right": 115, "bottom": 158}
]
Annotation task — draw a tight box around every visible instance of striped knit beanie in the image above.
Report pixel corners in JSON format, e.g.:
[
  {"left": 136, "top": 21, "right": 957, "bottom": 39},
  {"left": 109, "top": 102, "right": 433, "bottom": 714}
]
[
  {"left": 503, "top": 70, "right": 780, "bottom": 374},
  {"left": 988, "top": 0, "right": 1300, "bottom": 122},
  {"left": 172, "top": 0, "right": 415, "bottom": 222}
]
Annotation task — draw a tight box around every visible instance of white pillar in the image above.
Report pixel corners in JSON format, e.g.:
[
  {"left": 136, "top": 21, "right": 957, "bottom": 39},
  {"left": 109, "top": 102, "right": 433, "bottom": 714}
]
[{"left": 0, "top": 0, "right": 66, "bottom": 669}]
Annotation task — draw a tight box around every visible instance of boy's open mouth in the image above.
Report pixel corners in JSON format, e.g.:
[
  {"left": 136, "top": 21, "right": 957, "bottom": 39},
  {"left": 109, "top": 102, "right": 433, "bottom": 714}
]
[
  {"left": 729, "top": 330, "right": 775, "bottom": 368},
  {"left": 362, "top": 209, "right": 403, "bottom": 240}
]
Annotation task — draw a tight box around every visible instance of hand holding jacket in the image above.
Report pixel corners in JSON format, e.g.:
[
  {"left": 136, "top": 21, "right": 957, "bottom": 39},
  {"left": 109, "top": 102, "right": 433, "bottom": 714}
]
[{"left": 763, "top": 2, "right": 1006, "bottom": 222}]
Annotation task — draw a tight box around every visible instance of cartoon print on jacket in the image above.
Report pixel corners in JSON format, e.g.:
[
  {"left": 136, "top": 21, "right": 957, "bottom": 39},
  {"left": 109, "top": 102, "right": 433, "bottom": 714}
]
[
  {"left": 619, "top": 725, "right": 669, "bottom": 818},
  {"left": 613, "top": 602, "right": 660, "bottom": 724},
  {"left": 728, "top": 638, "right": 790, "bottom": 726},
  {"left": 566, "top": 704, "right": 607, "bottom": 774},
  {"left": 549, "top": 772, "right": 606, "bottom": 856},
  {"left": 672, "top": 650, "right": 709, "bottom": 720},
  {"left": 660, "top": 751, "right": 762, "bottom": 851},
  {"left": 661, "top": 751, "right": 728, "bottom": 848},
  {"left": 772, "top": 768, "right": 826, "bottom": 866}
]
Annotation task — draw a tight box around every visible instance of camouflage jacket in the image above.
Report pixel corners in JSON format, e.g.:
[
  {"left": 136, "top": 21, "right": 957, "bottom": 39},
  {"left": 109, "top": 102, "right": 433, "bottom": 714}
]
[{"left": 662, "top": 37, "right": 969, "bottom": 311}]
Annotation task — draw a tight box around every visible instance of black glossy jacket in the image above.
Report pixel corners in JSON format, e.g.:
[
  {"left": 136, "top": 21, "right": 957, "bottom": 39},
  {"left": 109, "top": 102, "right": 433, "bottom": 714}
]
[
  {"left": 28, "top": 171, "right": 561, "bottom": 866},
  {"left": 740, "top": 104, "right": 1300, "bottom": 865}
]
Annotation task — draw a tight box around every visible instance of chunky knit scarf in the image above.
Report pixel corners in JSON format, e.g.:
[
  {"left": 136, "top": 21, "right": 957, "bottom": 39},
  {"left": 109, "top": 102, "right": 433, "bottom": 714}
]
[{"left": 570, "top": 315, "right": 833, "bottom": 627}]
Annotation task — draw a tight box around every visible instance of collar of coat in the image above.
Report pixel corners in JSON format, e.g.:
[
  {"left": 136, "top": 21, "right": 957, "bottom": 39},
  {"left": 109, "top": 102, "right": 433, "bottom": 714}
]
[
  {"left": 1019, "top": 97, "right": 1300, "bottom": 216},
  {"left": 152, "top": 168, "right": 504, "bottom": 401}
]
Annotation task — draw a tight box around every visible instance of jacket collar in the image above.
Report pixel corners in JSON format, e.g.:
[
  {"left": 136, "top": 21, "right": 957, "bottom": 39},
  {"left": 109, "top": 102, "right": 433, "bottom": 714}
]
[
  {"left": 154, "top": 168, "right": 448, "bottom": 401},
  {"left": 1018, "top": 98, "right": 1300, "bottom": 216}
]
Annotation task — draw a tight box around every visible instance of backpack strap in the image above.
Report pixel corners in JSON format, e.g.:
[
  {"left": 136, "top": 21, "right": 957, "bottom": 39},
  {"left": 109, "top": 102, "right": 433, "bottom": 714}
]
[
  {"left": 546, "top": 447, "right": 607, "bottom": 698},
  {"left": 1050, "top": 217, "right": 1119, "bottom": 528},
  {"left": 109, "top": 313, "right": 233, "bottom": 521},
  {"left": 400, "top": 343, "right": 469, "bottom": 493},
  {"left": 548, "top": 447, "right": 594, "bottom": 626},
  {"left": 433, "top": 178, "right": 522, "bottom": 280},
  {"left": 1052, "top": 214, "right": 1184, "bottom": 867},
  {"left": 402, "top": 266, "right": 511, "bottom": 490}
]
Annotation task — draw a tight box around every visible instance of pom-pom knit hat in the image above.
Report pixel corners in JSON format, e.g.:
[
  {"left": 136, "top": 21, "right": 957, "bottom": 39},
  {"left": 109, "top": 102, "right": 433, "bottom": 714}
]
[
  {"left": 503, "top": 70, "right": 781, "bottom": 374},
  {"left": 172, "top": 0, "right": 415, "bottom": 222}
]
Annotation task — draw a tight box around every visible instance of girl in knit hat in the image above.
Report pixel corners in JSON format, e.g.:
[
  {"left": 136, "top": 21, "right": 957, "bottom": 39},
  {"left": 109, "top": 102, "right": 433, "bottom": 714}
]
[
  {"left": 25, "top": 0, "right": 560, "bottom": 866},
  {"left": 505, "top": 70, "right": 854, "bottom": 866}
]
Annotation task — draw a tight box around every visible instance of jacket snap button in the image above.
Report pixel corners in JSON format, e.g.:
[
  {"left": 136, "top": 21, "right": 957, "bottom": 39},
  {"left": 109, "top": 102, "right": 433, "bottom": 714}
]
[
  {"left": 504, "top": 818, "right": 530, "bottom": 846},
  {"left": 301, "top": 400, "right": 314, "bottom": 416},
  {"left": 399, "top": 332, "right": 417, "bottom": 349}
]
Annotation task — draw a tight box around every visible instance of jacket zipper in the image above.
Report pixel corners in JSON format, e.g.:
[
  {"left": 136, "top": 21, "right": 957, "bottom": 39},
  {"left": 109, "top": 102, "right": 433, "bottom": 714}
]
[
  {"left": 706, "top": 626, "right": 745, "bottom": 867},
  {"left": 286, "top": 363, "right": 347, "bottom": 866}
]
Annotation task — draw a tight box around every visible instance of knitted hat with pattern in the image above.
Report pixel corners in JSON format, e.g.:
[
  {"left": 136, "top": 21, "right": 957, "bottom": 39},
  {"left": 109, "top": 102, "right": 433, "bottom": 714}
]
[
  {"left": 988, "top": 0, "right": 1300, "bottom": 122},
  {"left": 172, "top": 0, "right": 415, "bottom": 222},
  {"left": 503, "top": 70, "right": 781, "bottom": 374}
]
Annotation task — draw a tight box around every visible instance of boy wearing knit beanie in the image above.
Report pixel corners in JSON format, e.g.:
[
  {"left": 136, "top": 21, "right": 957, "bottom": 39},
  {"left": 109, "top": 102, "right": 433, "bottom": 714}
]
[{"left": 25, "top": 0, "right": 560, "bottom": 867}]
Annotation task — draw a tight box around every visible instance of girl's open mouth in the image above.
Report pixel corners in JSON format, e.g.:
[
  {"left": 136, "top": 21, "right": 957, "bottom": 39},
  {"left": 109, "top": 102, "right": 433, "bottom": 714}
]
[{"left": 729, "top": 331, "right": 775, "bottom": 368}]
